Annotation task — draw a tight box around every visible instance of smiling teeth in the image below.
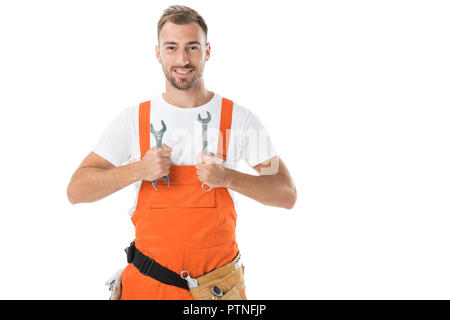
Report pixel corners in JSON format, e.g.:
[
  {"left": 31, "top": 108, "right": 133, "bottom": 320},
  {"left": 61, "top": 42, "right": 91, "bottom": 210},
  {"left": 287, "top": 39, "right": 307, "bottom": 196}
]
[{"left": 175, "top": 70, "right": 191, "bottom": 74}]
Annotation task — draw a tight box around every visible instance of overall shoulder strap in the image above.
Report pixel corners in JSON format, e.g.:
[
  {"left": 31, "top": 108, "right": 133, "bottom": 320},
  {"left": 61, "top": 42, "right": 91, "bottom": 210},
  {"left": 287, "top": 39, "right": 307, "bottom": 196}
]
[
  {"left": 138, "top": 100, "right": 151, "bottom": 158},
  {"left": 217, "top": 98, "right": 234, "bottom": 161}
]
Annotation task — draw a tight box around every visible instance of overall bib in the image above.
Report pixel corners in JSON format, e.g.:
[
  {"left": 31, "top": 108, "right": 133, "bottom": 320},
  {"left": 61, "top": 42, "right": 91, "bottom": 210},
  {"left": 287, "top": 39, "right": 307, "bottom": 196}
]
[{"left": 121, "top": 97, "right": 241, "bottom": 300}]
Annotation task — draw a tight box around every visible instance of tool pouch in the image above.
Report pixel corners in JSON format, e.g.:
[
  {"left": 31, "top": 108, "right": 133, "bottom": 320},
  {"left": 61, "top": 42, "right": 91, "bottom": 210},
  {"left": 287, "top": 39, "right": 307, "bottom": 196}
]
[{"left": 187, "top": 253, "right": 247, "bottom": 300}]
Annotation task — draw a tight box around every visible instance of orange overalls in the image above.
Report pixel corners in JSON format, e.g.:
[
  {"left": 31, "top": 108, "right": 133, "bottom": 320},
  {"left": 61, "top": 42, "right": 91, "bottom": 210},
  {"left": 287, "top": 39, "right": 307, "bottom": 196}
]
[{"left": 121, "top": 97, "right": 241, "bottom": 300}]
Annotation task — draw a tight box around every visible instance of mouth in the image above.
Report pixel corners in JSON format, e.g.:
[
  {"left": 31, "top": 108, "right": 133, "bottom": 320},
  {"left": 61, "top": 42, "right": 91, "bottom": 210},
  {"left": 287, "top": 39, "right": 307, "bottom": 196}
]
[{"left": 173, "top": 68, "right": 194, "bottom": 78}]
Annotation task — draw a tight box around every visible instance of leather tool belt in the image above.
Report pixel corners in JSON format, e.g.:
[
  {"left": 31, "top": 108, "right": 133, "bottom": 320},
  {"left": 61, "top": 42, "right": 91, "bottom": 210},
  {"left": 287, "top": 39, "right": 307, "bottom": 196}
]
[
  {"left": 180, "top": 252, "right": 246, "bottom": 300},
  {"left": 125, "top": 242, "right": 246, "bottom": 300}
]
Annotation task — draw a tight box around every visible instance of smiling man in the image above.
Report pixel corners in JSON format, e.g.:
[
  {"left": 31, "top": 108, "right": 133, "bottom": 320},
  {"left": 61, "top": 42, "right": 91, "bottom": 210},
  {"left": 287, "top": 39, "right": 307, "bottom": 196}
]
[{"left": 67, "top": 5, "right": 297, "bottom": 300}]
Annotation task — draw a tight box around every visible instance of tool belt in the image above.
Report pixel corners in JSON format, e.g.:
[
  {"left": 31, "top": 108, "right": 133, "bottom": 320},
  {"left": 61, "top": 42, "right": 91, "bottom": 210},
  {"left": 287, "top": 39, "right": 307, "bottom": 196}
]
[{"left": 125, "top": 242, "right": 246, "bottom": 300}]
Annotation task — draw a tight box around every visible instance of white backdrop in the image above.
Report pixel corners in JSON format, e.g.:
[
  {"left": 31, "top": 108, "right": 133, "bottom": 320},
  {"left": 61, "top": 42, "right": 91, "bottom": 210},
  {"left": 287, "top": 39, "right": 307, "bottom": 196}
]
[{"left": 0, "top": 0, "right": 449, "bottom": 299}]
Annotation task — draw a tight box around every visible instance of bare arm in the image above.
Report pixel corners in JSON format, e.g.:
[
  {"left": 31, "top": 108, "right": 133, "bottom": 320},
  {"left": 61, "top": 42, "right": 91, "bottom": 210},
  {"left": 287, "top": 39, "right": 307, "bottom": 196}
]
[
  {"left": 67, "top": 145, "right": 172, "bottom": 204},
  {"left": 225, "top": 156, "right": 297, "bottom": 209},
  {"left": 66, "top": 152, "right": 140, "bottom": 204},
  {"left": 195, "top": 155, "right": 297, "bottom": 209}
]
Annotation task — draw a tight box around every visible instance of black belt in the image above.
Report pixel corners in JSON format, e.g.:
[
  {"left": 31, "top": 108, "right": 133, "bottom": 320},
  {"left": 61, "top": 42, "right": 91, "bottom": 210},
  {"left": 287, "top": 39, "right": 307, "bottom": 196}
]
[{"left": 125, "top": 241, "right": 189, "bottom": 291}]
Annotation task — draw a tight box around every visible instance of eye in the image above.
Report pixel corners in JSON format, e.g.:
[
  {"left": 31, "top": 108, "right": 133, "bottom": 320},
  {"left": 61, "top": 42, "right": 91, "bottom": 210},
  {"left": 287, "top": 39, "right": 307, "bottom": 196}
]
[
  {"left": 166, "top": 46, "right": 175, "bottom": 51},
  {"left": 190, "top": 46, "right": 199, "bottom": 51}
]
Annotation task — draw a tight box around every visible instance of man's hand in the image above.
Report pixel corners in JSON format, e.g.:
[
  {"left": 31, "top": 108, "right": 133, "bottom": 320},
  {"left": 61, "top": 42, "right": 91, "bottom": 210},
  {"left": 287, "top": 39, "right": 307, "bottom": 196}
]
[
  {"left": 67, "top": 145, "right": 173, "bottom": 204},
  {"left": 138, "top": 144, "right": 173, "bottom": 181},
  {"left": 194, "top": 152, "right": 230, "bottom": 188},
  {"left": 197, "top": 155, "right": 297, "bottom": 210},
  {"left": 105, "top": 267, "right": 124, "bottom": 300}
]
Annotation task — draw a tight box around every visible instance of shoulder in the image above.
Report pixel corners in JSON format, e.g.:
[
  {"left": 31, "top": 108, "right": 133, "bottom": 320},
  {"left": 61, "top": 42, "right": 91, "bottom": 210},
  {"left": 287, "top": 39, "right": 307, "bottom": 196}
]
[
  {"left": 107, "top": 104, "right": 139, "bottom": 139},
  {"left": 126, "top": 104, "right": 140, "bottom": 119},
  {"left": 221, "top": 97, "right": 262, "bottom": 129},
  {"left": 126, "top": 96, "right": 162, "bottom": 121},
  {"left": 232, "top": 101, "right": 255, "bottom": 120},
  {"left": 126, "top": 94, "right": 165, "bottom": 126},
  {"left": 117, "top": 104, "right": 138, "bottom": 129}
]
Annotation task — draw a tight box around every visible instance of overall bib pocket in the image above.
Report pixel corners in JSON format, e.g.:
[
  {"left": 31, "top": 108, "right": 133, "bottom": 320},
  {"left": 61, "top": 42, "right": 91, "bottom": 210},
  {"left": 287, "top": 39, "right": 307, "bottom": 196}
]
[{"left": 146, "top": 183, "right": 216, "bottom": 208}]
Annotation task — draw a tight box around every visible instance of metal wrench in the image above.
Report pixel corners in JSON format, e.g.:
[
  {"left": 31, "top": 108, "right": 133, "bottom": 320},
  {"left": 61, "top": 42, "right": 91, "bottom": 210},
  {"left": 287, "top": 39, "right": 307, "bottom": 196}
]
[
  {"left": 197, "top": 112, "right": 213, "bottom": 192},
  {"left": 150, "top": 120, "right": 169, "bottom": 190}
]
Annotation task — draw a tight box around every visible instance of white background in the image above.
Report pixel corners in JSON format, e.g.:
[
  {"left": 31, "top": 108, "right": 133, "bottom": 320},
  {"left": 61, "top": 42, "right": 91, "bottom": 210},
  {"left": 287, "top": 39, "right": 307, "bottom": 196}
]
[{"left": 0, "top": 0, "right": 449, "bottom": 299}]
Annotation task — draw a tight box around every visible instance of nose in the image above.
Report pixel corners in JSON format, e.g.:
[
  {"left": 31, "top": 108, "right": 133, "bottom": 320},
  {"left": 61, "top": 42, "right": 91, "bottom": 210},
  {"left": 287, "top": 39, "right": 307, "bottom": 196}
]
[{"left": 176, "top": 47, "right": 190, "bottom": 66}]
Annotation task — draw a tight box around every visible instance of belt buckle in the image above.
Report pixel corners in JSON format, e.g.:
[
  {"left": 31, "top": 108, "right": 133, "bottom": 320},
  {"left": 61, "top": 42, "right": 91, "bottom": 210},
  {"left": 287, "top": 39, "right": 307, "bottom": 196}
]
[{"left": 139, "top": 256, "right": 154, "bottom": 275}]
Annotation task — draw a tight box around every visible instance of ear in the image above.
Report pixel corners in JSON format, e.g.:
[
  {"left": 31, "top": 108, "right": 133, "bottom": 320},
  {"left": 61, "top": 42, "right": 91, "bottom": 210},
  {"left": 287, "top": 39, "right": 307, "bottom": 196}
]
[
  {"left": 156, "top": 44, "right": 161, "bottom": 64},
  {"left": 205, "top": 42, "right": 211, "bottom": 62}
]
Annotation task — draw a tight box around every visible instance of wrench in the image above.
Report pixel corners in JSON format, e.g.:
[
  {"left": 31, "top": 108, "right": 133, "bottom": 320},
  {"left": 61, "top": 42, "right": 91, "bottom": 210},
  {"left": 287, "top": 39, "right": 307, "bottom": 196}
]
[
  {"left": 150, "top": 120, "right": 169, "bottom": 190},
  {"left": 197, "top": 112, "right": 213, "bottom": 192}
]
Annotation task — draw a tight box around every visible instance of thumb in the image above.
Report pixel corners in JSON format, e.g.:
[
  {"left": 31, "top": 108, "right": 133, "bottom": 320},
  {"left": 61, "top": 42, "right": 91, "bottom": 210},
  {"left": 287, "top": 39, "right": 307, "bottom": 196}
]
[
  {"left": 206, "top": 152, "right": 223, "bottom": 164},
  {"left": 203, "top": 152, "right": 216, "bottom": 164},
  {"left": 195, "top": 152, "right": 204, "bottom": 164}
]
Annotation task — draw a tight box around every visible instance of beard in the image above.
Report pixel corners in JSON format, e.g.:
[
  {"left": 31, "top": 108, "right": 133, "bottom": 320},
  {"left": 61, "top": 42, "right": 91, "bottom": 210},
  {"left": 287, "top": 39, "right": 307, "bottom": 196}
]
[{"left": 162, "top": 63, "right": 203, "bottom": 90}]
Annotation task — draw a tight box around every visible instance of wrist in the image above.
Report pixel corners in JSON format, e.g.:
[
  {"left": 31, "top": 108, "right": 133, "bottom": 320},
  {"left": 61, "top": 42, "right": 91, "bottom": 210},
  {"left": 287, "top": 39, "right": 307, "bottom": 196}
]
[
  {"left": 223, "top": 167, "right": 234, "bottom": 188},
  {"left": 127, "top": 160, "right": 144, "bottom": 182}
]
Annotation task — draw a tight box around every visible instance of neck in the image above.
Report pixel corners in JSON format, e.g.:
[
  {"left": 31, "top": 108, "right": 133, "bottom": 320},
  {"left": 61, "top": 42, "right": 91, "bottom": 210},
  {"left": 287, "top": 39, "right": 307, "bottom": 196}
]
[{"left": 163, "top": 79, "right": 213, "bottom": 108}]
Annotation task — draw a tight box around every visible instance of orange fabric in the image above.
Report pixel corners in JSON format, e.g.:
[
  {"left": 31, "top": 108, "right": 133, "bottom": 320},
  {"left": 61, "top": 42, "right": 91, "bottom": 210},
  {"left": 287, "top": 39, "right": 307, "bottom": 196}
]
[
  {"left": 217, "top": 98, "right": 233, "bottom": 161},
  {"left": 121, "top": 98, "right": 239, "bottom": 300},
  {"left": 138, "top": 101, "right": 150, "bottom": 157}
]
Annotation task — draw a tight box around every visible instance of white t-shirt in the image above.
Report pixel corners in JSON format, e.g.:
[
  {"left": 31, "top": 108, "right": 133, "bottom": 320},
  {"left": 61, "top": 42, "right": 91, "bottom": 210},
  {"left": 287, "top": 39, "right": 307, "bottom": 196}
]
[{"left": 92, "top": 92, "right": 277, "bottom": 215}]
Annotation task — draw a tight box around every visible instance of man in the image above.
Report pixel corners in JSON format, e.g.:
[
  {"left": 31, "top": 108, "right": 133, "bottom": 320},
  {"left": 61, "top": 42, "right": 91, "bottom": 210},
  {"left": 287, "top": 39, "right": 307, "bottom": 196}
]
[{"left": 67, "top": 5, "right": 297, "bottom": 300}]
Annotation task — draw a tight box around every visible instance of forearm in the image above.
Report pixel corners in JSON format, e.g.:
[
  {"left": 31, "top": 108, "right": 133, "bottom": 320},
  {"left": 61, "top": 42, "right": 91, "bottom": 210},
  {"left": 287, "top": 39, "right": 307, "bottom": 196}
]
[
  {"left": 67, "top": 161, "right": 142, "bottom": 204},
  {"left": 225, "top": 168, "right": 297, "bottom": 209}
]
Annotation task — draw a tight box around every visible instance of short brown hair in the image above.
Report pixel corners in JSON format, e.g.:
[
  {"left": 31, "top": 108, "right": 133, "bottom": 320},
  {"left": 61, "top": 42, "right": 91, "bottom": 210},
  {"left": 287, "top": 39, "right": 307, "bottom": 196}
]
[{"left": 157, "top": 5, "right": 208, "bottom": 41}]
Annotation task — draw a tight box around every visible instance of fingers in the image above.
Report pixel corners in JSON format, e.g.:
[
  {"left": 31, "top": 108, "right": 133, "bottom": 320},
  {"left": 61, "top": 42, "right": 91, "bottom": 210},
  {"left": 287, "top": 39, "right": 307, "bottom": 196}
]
[
  {"left": 196, "top": 168, "right": 206, "bottom": 183},
  {"left": 195, "top": 152, "right": 211, "bottom": 164},
  {"left": 195, "top": 163, "right": 204, "bottom": 171},
  {"left": 149, "top": 144, "right": 172, "bottom": 158},
  {"left": 150, "top": 144, "right": 172, "bottom": 151},
  {"left": 195, "top": 152, "right": 223, "bottom": 165},
  {"left": 195, "top": 164, "right": 212, "bottom": 182},
  {"left": 203, "top": 153, "right": 214, "bottom": 164},
  {"left": 195, "top": 152, "right": 204, "bottom": 164},
  {"left": 156, "top": 149, "right": 172, "bottom": 158}
]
